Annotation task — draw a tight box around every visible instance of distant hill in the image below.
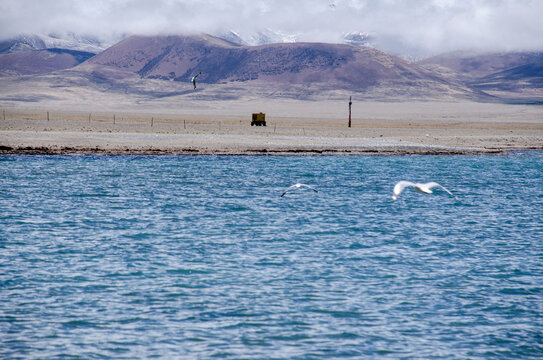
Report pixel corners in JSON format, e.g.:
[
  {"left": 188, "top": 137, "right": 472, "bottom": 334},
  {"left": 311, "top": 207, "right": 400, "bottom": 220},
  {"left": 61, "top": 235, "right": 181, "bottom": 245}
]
[
  {"left": 419, "top": 51, "right": 543, "bottom": 79},
  {"left": 468, "top": 62, "right": 543, "bottom": 103},
  {"left": 419, "top": 51, "right": 543, "bottom": 103},
  {"left": 474, "top": 62, "right": 543, "bottom": 89},
  {"left": 82, "top": 34, "right": 476, "bottom": 99},
  {"left": 0, "top": 48, "right": 95, "bottom": 76}
]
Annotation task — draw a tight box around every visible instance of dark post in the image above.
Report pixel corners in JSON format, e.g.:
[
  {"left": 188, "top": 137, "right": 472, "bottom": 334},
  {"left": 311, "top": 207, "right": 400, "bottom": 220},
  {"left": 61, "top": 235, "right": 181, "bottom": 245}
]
[
  {"left": 151, "top": 117, "right": 154, "bottom": 127},
  {"left": 47, "top": 111, "right": 50, "bottom": 121},
  {"left": 3, "top": 110, "right": 5, "bottom": 121},
  {"left": 113, "top": 114, "right": 116, "bottom": 124},
  {"left": 89, "top": 113, "right": 91, "bottom": 123},
  {"left": 348, "top": 96, "right": 352, "bottom": 128}
]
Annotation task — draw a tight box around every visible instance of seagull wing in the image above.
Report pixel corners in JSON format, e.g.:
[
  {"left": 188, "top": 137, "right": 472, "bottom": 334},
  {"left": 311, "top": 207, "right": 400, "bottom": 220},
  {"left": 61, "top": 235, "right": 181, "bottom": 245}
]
[
  {"left": 425, "top": 182, "right": 458, "bottom": 200},
  {"left": 280, "top": 184, "right": 297, "bottom": 197},
  {"left": 392, "top": 181, "right": 416, "bottom": 200},
  {"left": 299, "top": 184, "right": 319, "bottom": 193}
]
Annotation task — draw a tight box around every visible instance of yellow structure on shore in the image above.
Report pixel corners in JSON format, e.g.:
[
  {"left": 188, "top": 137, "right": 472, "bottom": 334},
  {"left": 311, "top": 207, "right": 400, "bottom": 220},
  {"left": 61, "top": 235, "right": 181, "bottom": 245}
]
[{"left": 251, "top": 113, "right": 266, "bottom": 126}]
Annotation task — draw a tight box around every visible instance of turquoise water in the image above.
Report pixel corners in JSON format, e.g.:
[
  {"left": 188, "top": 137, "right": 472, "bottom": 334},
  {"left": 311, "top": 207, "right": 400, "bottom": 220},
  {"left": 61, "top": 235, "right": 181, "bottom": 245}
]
[{"left": 1, "top": 154, "right": 542, "bottom": 359}]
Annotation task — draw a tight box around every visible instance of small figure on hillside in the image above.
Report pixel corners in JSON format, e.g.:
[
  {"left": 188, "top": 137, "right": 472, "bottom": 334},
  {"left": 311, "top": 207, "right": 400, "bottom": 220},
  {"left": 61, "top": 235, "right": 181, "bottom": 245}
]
[{"left": 191, "top": 72, "right": 202, "bottom": 89}]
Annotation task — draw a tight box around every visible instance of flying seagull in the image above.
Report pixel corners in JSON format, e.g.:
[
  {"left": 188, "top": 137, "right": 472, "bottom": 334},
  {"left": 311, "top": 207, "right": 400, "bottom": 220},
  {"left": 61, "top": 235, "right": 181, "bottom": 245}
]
[
  {"left": 392, "top": 181, "right": 458, "bottom": 201},
  {"left": 191, "top": 72, "right": 202, "bottom": 89},
  {"left": 280, "top": 183, "right": 319, "bottom": 197}
]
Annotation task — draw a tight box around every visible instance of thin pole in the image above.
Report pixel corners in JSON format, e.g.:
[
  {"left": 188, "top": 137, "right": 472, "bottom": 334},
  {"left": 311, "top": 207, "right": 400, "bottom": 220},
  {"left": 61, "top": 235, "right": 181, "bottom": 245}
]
[
  {"left": 3, "top": 110, "right": 5, "bottom": 121},
  {"left": 89, "top": 113, "right": 91, "bottom": 123},
  {"left": 348, "top": 96, "right": 352, "bottom": 128},
  {"left": 113, "top": 114, "right": 116, "bottom": 124},
  {"left": 151, "top": 117, "right": 154, "bottom": 127},
  {"left": 47, "top": 111, "right": 50, "bottom": 121},
  {"left": 184, "top": 119, "right": 186, "bottom": 129}
]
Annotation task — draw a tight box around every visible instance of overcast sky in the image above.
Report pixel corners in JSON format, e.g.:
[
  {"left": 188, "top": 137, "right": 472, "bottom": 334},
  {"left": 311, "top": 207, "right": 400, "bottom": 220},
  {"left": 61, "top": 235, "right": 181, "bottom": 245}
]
[{"left": 1, "top": 0, "right": 542, "bottom": 56}]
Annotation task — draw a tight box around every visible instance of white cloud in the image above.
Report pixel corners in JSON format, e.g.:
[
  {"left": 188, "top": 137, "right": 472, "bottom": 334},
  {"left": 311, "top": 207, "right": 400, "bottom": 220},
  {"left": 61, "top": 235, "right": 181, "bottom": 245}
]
[{"left": 0, "top": 0, "right": 542, "bottom": 55}]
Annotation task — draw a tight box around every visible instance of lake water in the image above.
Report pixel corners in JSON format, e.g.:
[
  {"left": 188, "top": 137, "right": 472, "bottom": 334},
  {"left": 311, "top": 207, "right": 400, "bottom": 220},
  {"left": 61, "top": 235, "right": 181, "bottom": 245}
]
[{"left": 1, "top": 154, "right": 542, "bottom": 359}]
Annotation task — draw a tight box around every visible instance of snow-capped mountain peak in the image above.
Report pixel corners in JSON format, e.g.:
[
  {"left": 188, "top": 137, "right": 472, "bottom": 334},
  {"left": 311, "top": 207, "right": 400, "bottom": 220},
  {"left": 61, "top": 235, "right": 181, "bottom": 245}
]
[
  {"left": 0, "top": 33, "right": 116, "bottom": 55},
  {"left": 342, "top": 32, "right": 374, "bottom": 47}
]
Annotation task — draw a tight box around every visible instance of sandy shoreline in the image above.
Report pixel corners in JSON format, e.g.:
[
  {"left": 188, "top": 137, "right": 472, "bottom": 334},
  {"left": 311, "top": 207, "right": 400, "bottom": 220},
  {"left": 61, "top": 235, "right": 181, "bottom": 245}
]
[
  {"left": 0, "top": 130, "right": 509, "bottom": 155},
  {"left": 1, "top": 102, "right": 542, "bottom": 155}
]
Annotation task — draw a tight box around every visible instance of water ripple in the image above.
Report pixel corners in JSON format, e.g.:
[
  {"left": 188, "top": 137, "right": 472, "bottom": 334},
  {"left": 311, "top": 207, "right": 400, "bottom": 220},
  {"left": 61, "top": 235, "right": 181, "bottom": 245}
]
[{"left": 0, "top": 154, "right": 542, "bottom": 359}]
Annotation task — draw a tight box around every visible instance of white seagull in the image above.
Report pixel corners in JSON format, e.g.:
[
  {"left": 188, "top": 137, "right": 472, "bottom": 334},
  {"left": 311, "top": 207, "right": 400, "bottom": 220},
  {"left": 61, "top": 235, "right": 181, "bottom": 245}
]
[
  {"left": 280, "top": 183, "right": 319, "bottom": 197},
  {"left": 191, "top": 72, "right": 202, "bottom": 89},
  {"left": 392, "top": 181, "right": 458, "bottom": 201}
]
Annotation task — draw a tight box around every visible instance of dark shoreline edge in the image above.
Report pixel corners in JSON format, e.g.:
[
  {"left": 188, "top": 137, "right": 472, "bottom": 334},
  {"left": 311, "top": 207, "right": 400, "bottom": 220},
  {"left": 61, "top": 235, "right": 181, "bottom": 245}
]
[{"left": 0, "top": 145, "right": 511, "bottom": 156}]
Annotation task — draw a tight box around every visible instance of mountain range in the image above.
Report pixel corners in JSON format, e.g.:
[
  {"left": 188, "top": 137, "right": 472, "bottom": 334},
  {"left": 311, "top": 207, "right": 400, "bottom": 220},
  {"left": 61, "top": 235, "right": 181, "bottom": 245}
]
[
  {"left": 0, "top": 33, "right": 541, "bottom": 103},
  {"left": 84, "top": 34, "right": 466, "bottom": 93}
]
